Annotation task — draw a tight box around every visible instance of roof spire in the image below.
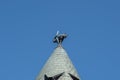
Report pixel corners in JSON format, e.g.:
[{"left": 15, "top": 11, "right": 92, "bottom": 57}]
[
  {"left": 53, "top": 31, "right": 67, "bottom": 46},
  {"left": 36, "top": 32, "right": 80, "bottom": 80}
]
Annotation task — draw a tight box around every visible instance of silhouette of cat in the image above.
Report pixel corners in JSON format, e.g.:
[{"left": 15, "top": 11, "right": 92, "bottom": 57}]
[{"left": 44, "top": 72, "right": 64, "bottom": 80}]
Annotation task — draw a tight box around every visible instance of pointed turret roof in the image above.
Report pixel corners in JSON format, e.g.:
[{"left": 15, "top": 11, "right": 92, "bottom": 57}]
[
  {"left": 36, "top": 46, "right": 80, "bottom": 80},
  {"left": 36, "top": 32, "right": 80, "bottom": 80}
]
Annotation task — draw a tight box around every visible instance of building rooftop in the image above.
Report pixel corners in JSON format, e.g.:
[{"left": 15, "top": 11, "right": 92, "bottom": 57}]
[
  {"left": 36, "top": 32, "right": 80, "bottom": 80},
  {"left": 36, "top": 46, "right": 80, "bottom": 80}
]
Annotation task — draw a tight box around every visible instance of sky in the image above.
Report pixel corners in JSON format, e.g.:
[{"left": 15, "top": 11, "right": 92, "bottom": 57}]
[{"left": 0, "top": 0, "right": 120, "bottom": 80}]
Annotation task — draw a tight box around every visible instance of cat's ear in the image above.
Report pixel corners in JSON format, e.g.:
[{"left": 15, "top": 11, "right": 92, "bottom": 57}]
[
  {"left": 53, "top": 72, "right": 64, "bottom": 80},
  {"left": 44, "top": 72, "right": 64, "bottom": 80},
  {"left": 68, "top": 73, "right": 79, "bottom": 80},
  {"left": 44, "top": 74, "right": 49, "bottom": 80}
]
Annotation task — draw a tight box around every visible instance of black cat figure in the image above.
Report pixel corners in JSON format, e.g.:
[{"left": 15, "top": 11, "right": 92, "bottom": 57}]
[{"left": 44, "top": 72, "right": 64, "bottom": 80}]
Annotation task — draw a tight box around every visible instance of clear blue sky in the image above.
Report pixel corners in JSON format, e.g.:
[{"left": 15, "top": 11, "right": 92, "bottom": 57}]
[{"left": 0, "top": 0, "right": 120, "bottom": 80}]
